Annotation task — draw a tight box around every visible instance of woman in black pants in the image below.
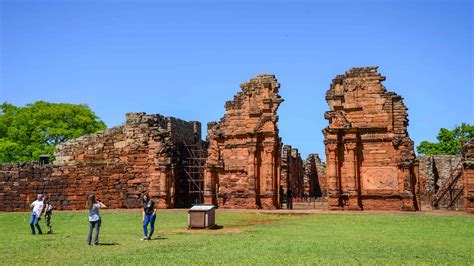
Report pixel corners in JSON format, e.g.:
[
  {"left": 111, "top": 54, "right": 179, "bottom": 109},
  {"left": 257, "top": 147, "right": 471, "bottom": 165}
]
[{"left": 141, "top": 194, "right": 157, "bottom": 241}]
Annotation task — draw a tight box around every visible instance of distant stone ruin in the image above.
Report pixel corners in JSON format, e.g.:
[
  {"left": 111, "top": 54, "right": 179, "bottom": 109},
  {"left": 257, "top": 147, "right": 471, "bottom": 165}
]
[
  {"left": 303, "top": 154, "right": 326, "bottom": 197},
  {"left": 323, "top": 67, "right": 419, "bottom": 211},
  {"left": 281, "top": 145, "right": 304, "bottom": 198}
]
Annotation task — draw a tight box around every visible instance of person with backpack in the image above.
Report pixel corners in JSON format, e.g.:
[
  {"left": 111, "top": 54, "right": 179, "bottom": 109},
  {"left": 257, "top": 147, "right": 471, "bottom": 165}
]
[{"left": 43, "top": 194, "right": 53, "bottom": 234}]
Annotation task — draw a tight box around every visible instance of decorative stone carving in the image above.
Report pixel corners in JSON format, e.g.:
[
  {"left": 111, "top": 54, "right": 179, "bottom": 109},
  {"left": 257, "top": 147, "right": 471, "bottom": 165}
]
[
  {"left": 323, "top": 67, "right": 418, "bottom": 211},
  {"left": 361, "top": 167, "right": 398, "bottom": 190},
  {"left": 204, "top": 74, "right": 283, "bottom": 209}
]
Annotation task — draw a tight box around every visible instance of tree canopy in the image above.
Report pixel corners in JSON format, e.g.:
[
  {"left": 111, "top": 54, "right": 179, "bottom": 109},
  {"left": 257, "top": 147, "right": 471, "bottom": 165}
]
[
  {"left": 416, "top": 123, "right": 474, "bottom": 155},
  {"left": 0, "top": 101, "right": 106, "bottom": 163}
]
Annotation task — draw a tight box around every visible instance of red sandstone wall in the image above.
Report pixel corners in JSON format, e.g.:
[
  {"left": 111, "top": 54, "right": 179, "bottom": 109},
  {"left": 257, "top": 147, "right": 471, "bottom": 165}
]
[
  {"left": 281, "top": 145, "right": 304, "bottom": 198},
  {"left": 303, "top": 153, "right": 326, "bottom": 197},
  {"left": 0, "top": 112, "right": 201, "bottom": 211},
  {"left": 323, "top": 67, "right": 418, "bottom": 211},
  {"left": 463, "top": 138, "right": 474, "bottom": 213},
  {"left": 416, "top": 155, "right": 464, "bottom": 208},
  {"left": 0, "top": 162, "right": 132, "bottom": 211},
  {"left": 204, "top": 74, "right": 283, "bottom": 209}
]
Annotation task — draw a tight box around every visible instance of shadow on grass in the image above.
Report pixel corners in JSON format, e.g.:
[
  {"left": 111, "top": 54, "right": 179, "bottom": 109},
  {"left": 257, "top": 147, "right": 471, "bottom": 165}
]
[
  {"left": 150, "top": 236, "right": 168, "bottom": 241},
  {"left": 98, "top": 243, "right": 119, "bottom": 246},
  {"left": 208, "top": 225, "right": 224, "bottom": 230}
]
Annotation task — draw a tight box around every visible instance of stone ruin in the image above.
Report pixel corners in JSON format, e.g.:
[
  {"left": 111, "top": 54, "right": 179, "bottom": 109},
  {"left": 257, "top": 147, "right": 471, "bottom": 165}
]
[
  {"left": 0, "top": 112, "right": 202, "bottom": 210},
  {"left": 463, "top": 138, "right": 474, "bottom": 213},
  {"left": 303, "top": 154, "right": 326, "bottom": 198},
  {"left": 323, "top": 67, "right": 419, "bottom": 211},
  {"left": 204, "top": 74, "right": 284, "bottom": 209},
  {"left": 281, "top": 145, "right": 304, "bottom": 198},
  {"left": 1, "top": 68, "right": 472, "bottom": 213},
  {"left": 417, "top": 155, "right": 463, "bottom": 204}
]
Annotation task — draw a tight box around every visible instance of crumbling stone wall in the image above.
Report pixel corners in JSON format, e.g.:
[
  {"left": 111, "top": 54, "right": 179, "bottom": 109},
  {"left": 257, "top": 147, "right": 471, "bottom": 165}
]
[
  {"left": 463, "top": 138, "right": 474, "bottom": 213},
  {"left": 0, "top": 112, "right": 201, "bottom": 211},
  {"left": 281, "top": 145, "right": 304, "bottom": 197},
  {"left": 303, "top": 154, "right": 326, "bottom": 197},
  {"left": 204, "top": 74, "right": 284, "bottom": 209},
  {"left": 417, "top": 155, "right": 463, "bottom": 202},
  {"left": 323, "top": 67, "right": 418, "bottom": 211}
]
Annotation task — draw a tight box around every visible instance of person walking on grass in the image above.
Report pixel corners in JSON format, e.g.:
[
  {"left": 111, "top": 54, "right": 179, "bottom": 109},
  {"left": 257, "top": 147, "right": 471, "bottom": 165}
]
[
  {"left": 43, "top": 194, "right": 53, "bottom": 234},
  {"left": 86, "top": 194, "right": 107, "bottom": 246},
  {"left": 141, "top": 193, "right": 157, "bottom": 241},
  {"left": 30, "top": 194, "right": 44, "bottom": 235}
]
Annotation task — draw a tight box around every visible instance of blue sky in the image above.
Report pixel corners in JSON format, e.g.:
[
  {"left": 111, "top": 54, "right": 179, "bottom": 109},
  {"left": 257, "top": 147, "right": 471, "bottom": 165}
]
[{"left": 1, "top": 0, "right": 472, "bottom": 160}]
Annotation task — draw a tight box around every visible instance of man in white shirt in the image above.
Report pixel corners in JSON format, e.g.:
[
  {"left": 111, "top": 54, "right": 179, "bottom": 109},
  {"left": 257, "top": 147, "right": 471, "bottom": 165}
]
[{"left": 30, "top": 194, "right": 44, "bottom": 235}]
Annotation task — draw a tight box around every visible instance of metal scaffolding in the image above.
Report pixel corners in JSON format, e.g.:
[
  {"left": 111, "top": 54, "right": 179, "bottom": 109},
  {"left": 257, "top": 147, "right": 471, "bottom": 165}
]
[
  {"left": 183, "top": 141, "right": 206, "bottom": 204},
  {"left": 432, "top": 160, "right": 464, "bottom": 209}
]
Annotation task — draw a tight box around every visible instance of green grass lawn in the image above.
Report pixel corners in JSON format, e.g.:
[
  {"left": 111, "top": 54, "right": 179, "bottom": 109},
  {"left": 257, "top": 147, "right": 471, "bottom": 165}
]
[{"left": 1, "top": 210, "right": 473, "bottom": 265}]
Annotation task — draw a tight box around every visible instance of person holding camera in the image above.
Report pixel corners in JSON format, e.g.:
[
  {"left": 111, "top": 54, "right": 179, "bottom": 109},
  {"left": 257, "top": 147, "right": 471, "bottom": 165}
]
[{"left": 86, "top": 194, "right": 107, "bottom": 246}]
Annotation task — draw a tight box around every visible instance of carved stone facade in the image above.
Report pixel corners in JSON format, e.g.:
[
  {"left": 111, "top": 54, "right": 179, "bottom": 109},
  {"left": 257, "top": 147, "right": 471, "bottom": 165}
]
[
  {"left": 463, "top": 138, "right": 474, "bottom": 213},
  {"left": 204, "top": 74, "right": 283, "bottom": 209},
  {"left": 323, "top": 67, "right": 419, "bottom": 211},
  {"left": 281, "top": 145, "right": 304, "bottom": 198},
  {"left": 0, "top": 113, "right": 201, "bottom": 211},
  {"left": 303, "top": 153, "right": 326, "bottom": 197}
]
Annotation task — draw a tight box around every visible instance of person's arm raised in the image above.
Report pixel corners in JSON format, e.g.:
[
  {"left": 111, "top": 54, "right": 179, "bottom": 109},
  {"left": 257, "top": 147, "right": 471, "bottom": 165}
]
[{"left": 98, "top": 201, "right": 107, "bottom": 208}]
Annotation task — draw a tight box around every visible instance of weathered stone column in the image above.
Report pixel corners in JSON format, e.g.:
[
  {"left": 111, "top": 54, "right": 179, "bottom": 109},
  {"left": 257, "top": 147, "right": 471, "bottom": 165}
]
[
  {"left": 247, "top": 142, "right": 257, "bottom": 197},
  {"left": 400, "top": 161, "right": 416, "bottom": 211},
  {"left": 157, "top": 165, "right": 168, "bottom": 208},
  {"left": 203, "top": 166, "right": 214, "bottom": 205},
  {"left": 345, "top": 141, "right": 361, "bottom": 210},
  {"left": 263, "top": 141, "right": 275, "bottom": 193},
  {"left": 325, "top": 140, "right": 340, "bottom": 209},
  {"left": 262, "top": 141, "right": 276, "bottom": 208}
]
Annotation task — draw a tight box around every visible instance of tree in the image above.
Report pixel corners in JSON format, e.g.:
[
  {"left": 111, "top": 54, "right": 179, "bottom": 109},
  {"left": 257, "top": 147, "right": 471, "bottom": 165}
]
[
  {"left": 417, "top": 123, "right": 474, "bottom": 155},
  {"left": 0, "top": 101, "right": 106, "bottom": 163}
]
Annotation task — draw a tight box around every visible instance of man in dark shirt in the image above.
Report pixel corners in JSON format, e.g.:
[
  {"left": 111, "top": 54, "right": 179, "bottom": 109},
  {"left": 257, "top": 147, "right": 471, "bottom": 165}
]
[
  {"left": 142, "top": 194, "right": 157, "bottom": 241},
  {"left": 286, "top": 188, "right": 293, "bottom": 210},
  {"left": 43, "top": 194, "right": 53, "bottom": 234},
  {"left": 279, "top": 186, "right": 285, "bottom": 209}
]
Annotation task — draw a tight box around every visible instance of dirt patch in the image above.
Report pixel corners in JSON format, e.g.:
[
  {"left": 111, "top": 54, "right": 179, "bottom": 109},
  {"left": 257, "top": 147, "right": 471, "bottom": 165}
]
[{"left": 168, "top": 228, "right": 246, "bottom": 234}]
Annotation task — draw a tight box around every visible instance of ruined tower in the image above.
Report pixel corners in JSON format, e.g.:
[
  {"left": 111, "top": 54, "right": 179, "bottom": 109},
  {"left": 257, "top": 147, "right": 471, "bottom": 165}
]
[
  {"left": 323, "top": 67, "right": 418, "bottom": 211},
  {"left": 204, "top": 74, "right": 284, "bottom": 209}
]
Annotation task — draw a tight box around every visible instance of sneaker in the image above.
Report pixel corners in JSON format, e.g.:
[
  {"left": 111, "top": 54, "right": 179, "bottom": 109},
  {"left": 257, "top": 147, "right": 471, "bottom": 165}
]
[{"left": 141, "top": 237, "right": 147, "bottom": 241}]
